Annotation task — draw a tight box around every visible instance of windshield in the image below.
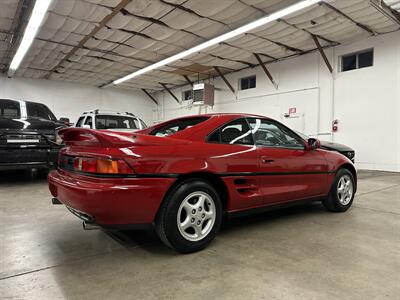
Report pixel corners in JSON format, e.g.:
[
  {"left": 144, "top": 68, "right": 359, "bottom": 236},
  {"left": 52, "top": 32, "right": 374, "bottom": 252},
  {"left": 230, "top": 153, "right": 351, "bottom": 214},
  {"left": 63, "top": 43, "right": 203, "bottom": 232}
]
[
  {"left": 95, "top": 115, "right": 139, "bottom": 130},
  {"left": 140, "top": 119, "right": 147, "bottom": 129},
  {"left": 26, "top": 102, "right": 57, "bottom": 121},
  {"left": 150, "top": 116, "right": 209, "bottom": 137},
  {"left": 0, "top": 99, "right": 21, "bottom": 119}
]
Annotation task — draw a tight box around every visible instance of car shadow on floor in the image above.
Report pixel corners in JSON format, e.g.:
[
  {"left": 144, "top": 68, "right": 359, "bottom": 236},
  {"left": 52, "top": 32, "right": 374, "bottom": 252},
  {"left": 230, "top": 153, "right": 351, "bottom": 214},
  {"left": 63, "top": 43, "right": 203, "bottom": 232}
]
[
  {"left": 0, "top": 169, "right": 50, "bottom": 183},
  {"left": 104, "top": 201, "right": 326, "bottom": 255}
]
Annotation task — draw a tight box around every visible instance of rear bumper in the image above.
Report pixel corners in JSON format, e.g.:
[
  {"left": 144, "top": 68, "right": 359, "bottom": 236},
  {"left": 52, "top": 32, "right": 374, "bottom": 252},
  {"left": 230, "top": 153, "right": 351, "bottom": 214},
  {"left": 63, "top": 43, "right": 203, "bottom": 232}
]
[
  {"left": 0, "top": 148, "right": 59, "bottom": 170},
  {"left": 48, "top": 170, "right": 176, "bottom": 226}
]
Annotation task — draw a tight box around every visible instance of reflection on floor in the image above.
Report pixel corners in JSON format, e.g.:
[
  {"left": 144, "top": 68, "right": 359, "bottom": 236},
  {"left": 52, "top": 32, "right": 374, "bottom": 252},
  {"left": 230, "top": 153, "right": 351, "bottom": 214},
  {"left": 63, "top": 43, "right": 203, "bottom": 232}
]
[{"left": 0, "top": 169, "right": 399, "bottom": 299}]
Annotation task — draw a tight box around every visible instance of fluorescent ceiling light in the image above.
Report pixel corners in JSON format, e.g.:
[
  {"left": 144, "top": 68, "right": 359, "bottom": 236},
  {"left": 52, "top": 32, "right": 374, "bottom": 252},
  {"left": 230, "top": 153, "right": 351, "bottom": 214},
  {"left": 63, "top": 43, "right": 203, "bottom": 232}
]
[
  {"left": 113, "top": 0, "right": 320, "bottom": 85},
  {"left": 8, "top": 0, "right": 52, "bottom": 77}
]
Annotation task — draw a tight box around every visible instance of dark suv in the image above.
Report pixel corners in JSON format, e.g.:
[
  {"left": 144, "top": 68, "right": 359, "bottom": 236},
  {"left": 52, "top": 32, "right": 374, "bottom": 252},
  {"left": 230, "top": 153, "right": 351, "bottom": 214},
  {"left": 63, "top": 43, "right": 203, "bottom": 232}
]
[{"left": 0, "top": 99, "right": 68, "bottom": 171}]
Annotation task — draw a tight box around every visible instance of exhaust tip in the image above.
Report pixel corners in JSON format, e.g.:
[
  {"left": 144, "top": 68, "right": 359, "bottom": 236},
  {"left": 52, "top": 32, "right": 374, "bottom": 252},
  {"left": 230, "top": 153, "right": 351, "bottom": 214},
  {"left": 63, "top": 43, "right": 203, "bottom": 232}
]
[
  {"left": 52, "top": 197, "right": 62, "bottom": 205},
  {"left": 82, "top": 221, "right": 101, "bottom": 230}
]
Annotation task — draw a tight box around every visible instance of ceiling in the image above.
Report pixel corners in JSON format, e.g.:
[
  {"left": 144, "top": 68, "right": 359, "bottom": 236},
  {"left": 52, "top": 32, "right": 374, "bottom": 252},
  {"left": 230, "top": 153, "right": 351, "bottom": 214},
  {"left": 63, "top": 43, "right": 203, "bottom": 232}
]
[
  {"left": 385, "top": 0, "right": 400, "bottom": 11},
  {"left": 0, "top": 0, "right": 399, "bottom": 94}
]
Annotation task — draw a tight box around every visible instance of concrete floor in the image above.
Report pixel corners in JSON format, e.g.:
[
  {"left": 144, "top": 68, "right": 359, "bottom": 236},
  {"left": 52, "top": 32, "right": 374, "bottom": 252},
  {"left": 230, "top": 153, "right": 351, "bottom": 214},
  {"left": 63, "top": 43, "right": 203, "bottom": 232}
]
[{"left": 0, "top": 170, "right": 399, "bottom": 300}]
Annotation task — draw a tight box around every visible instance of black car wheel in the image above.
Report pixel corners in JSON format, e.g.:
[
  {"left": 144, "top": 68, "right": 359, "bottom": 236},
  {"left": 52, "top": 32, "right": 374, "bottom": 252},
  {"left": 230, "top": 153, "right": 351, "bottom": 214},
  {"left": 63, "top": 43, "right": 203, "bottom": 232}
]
[
  {"left": 155, "top": 179, "right": 222, "bottom": 253},
  {"left": 323, "top": 168, "right": 355, "bottom": 212}
]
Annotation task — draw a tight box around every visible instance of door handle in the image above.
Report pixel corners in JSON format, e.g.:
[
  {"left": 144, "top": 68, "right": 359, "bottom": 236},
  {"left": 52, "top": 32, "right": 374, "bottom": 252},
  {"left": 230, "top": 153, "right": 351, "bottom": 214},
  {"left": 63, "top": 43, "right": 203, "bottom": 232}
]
[{"left": 261, "top": 157, "right": 275, "bottom": 164}]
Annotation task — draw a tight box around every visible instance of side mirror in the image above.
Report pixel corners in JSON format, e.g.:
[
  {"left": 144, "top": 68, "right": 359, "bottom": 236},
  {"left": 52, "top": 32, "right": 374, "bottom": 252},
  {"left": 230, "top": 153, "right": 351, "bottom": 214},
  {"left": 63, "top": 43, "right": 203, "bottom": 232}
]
[
  {"left": 307, "top": 138, "right": 320, "bottom": 150},
  {"left": 59, "top": 117, "right": 70, "bottom": 124}
]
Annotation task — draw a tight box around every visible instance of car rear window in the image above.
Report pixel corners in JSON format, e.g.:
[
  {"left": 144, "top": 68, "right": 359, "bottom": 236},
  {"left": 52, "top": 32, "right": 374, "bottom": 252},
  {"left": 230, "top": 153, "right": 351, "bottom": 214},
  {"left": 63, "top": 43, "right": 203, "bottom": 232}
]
[
  {"left": 95, "top": 115, "right": 138, "bottom": 130},
  {"left": 0, "top": 99, "right": 20, "bottom": 119},
  {"left": 150, "top": 116, "right": 209, "bottom": 137}
]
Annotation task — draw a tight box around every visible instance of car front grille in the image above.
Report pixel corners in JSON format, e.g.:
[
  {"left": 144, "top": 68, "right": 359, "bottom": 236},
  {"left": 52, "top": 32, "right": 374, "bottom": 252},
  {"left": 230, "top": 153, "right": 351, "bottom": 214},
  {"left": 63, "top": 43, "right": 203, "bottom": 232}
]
[{"left": 0, "top": 132, "right": 56, "bottom": 148}]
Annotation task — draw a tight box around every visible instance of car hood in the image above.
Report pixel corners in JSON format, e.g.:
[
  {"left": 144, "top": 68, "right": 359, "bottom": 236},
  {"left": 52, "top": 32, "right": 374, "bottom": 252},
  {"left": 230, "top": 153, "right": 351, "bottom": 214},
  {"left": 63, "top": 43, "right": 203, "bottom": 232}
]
[
  {"left": 0, "top": 117, "right": 64, "bottom": 131},
  {"left": 320, "top": 141, "right": 354, "bottom": 152}
]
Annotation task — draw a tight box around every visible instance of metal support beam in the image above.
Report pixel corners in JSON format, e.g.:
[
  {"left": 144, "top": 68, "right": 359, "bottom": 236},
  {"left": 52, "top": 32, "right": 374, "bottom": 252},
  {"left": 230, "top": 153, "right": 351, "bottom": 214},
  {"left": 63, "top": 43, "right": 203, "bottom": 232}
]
[
  {"left": 45, "top": 0, "right": 131, "bottom": 79},
  {"left": 254, "top": 53, "right": 278, "bottom": 89},
  {"left": 209, "top": 53, "right": 255, "bottom": 68},
  {"left": 213, "top": 66, "right": 235, "bottom": 95},
  {"left": 312, "top": 35, "right": 333, "bottom": 74},
  {"left": 183, "top": 75, "right": 193, "bottom": 86},
  {"left": 320, "top": 2, "right": 377, "bottom": 35},
  {"left": 160, "top": 83, "right": 180, "bottom": 103},
  {"left": 246, "top": 33, "right": 303, "bottom": 53},
  {"left": 370, "top": 0, "right": 400, "bottom": 26},
  {"left": 141, "top": 89, "right": 158, "bottom": 105},
  {"left": 258, "top": 53, "right": 277, "bottom": 61},
  {"left": 277, "top": 18, "right": 340, "bottom": 46}
]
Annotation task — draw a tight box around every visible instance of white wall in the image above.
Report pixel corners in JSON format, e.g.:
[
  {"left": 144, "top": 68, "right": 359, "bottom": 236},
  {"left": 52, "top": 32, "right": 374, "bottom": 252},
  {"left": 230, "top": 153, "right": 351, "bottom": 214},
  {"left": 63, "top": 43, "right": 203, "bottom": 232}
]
[
  {"left": 1, "top": 31, "right": 398, "bottom": 172},
  {"left": 154, "top": 31, "right": 400, "bottom": 172},
  {"left": 0, "top": 76, "right": 155, "bottom": 124}
]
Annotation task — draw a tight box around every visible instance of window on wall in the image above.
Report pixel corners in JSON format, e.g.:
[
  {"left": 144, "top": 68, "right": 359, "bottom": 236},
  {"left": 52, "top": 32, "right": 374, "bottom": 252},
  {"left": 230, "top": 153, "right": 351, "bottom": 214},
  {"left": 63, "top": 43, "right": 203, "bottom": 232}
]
[
  {"left": 239, "top": 75, "right": 256, "bottom": 90},
  {"left": 182, "top": 89, "right": 193, "bottom": 101},
  {"left": 341, "top": 49, "right": 373, "bottom": 72}
]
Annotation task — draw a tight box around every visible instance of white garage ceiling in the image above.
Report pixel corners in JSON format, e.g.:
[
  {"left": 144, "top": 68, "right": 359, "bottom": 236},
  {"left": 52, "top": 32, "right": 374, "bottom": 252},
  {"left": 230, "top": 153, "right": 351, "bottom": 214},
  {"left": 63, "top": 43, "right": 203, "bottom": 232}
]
[
  {"left": 1, "top": 0, "right": 399, "bottom": 93},
  {"left": 385, "top": 0, "right": 400, "bottom": 11}
]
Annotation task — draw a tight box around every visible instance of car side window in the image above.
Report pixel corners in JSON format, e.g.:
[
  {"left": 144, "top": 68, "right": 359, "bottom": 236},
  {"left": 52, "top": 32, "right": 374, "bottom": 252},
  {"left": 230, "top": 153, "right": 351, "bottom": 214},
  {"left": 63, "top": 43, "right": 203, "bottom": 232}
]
[
  {"left": 76, "top": 116, "right": 84, "bottom": 127},
  {"left": 208, "top": 118, "right": 254, "bottom": 145},
  {"left": 247, "top": 118, "right": 304, "bottom": 149},
  {"left": 84, "top": 116, "right": 93, "bottom": 129}
]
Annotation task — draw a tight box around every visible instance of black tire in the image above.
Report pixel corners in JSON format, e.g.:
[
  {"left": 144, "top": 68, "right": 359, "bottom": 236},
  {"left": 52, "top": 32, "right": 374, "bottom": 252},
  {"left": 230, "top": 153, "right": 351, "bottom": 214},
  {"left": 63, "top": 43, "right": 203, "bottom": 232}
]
[
  {"left": 155, "top": 179, "right": 223, "bottom": 253},
  {"left": 323, "top": 168, "right": 355, "bottom": 212}
]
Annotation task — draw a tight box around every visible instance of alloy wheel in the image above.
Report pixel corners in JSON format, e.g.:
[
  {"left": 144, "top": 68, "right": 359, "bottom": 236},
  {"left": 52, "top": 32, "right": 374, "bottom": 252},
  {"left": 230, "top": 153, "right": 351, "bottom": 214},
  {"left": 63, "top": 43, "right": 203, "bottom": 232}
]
[
  {"left": 337, "top": 174, "right": 353, "bottom": 205},
  {"left": 177, "top": 191, "right": 216, "bottom": 242}
]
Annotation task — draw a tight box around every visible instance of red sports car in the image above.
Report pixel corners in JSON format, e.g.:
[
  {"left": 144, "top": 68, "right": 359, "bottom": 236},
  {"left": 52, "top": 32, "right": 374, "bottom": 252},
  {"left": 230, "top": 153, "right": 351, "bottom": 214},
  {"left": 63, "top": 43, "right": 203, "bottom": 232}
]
[{"left": 48, "top": 113, "right": 356, "bottom": 253}]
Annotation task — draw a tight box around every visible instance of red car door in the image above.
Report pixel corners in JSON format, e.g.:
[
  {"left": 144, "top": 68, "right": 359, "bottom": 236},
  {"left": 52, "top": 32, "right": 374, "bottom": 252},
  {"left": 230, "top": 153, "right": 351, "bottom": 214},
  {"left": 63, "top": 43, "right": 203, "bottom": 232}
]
[
  {"left": 247, "top": 118, "right": 328, "bottom": 204},
  {"left": 206, "top": 118, "right": 265, "bottom": 210}
]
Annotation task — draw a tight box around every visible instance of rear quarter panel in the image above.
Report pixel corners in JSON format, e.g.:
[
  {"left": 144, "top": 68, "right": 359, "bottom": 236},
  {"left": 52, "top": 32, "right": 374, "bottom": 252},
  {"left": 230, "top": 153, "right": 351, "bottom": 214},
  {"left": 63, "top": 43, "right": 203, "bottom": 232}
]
[{"left": 123, "top": 142, "right": 265, "bottom": 211}]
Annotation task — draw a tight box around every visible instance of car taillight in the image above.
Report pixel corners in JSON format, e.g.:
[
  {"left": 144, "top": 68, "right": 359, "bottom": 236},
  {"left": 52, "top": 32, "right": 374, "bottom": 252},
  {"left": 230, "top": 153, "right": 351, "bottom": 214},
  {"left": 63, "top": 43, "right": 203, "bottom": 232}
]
[{"left": 73, "top": 157, "right": 134, "bottom": 174}]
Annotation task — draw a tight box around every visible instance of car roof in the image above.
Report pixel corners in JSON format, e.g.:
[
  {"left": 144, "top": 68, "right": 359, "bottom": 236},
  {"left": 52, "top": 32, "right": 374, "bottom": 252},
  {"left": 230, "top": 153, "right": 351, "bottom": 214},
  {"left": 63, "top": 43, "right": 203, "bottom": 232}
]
[
  {"left": 206, "top": 113, "right": 269, "bottom": 117},
  {"left": 0, "top": 98, "right": 48, "bottom": 106},
  {"left": 139, "top": 113, "right": 274, "bottom": 142},
  {"left": 162, "top": 113, "right": 272, "bottom": 123},
  {"left": 82, "top": 110, "right": 137, "bottom": 117}
]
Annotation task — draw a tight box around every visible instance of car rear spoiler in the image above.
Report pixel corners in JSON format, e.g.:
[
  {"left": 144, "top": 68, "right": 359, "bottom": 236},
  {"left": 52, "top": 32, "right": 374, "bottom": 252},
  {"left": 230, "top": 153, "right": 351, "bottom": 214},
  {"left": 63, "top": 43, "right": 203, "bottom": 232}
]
[{"left": 59, "top": 128, "right": 190, "bottom": 147}]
